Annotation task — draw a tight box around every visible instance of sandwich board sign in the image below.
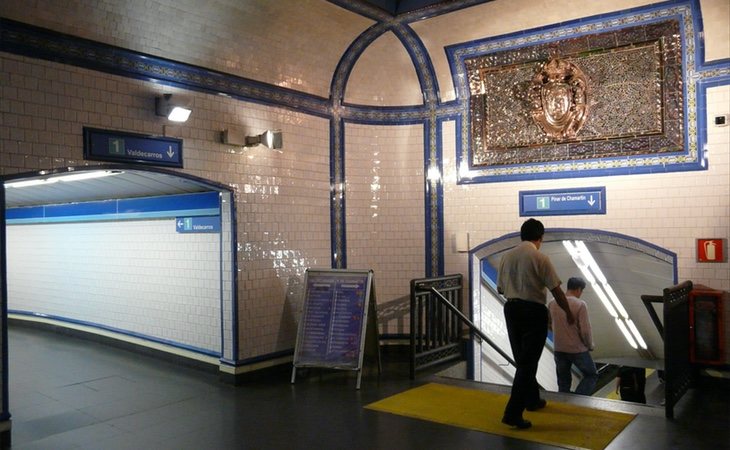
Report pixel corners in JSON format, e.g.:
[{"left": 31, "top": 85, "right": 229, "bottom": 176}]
[{"left": 291, "top": 269, "right": 381, "bottom": 389}]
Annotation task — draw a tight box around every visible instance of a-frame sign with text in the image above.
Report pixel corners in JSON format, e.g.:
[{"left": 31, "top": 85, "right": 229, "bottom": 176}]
[{"left": 291, "top": 269, "right": 381, "bottom": 389}]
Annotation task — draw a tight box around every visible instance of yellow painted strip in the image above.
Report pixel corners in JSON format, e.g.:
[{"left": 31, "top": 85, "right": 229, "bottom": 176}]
[{"left": 366, "top": 383, "right": 636, "bottom": 450}]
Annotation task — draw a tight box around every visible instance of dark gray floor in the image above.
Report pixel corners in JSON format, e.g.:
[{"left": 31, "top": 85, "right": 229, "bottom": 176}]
[{"left": 7, "top": 325, "right": 730, "bottom": 450}]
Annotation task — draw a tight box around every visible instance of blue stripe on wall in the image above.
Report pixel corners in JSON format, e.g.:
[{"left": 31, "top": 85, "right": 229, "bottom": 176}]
[
  {"left": 117, "top": 192, "right": 218, "bottom": 213},
  {"left": 6, "top": 191, "right": 220, "bottom": 222},
  {"left": 45, "top": 200, "right": 117, "bottom": 217}
]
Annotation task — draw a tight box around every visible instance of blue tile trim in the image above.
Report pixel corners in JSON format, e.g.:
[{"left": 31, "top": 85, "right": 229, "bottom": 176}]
[
  {"left": 432, "top": 118, "right": 446, "bottom": 276},
  {"left": 330, "top": 118, "right": 347, "bottom": 268},
  {"left": 331, "top": 22, "right": 390, "bottom": 107},
  {"left": 0, "top": 186, "right": 7, "bottom": 418},
  {"left": 424, "top": 122, "right": 434, "bottom": 277},
  {"left": 696, "top": 73, "right": 730, "bottom": 168},
  {"left": 228, "top": 193, "right": 240, "bottom": 363},
  {"left": 341, "top": 105, "right": 430, "bottom": 124},
  {"left": 220, "top": 348, "right": 294, "bottom": 368},
  {"left": 329, "top": 15, "right": 446, "bottom": 272},
  {"left": 9, "top": 310, "right": 221, "bottom": 357},
  {"left": 326, "top": 0, "right": 393, "bottom": 21},
  {"left": 392, "top": 25, "right": 439, "bottom": 104}
]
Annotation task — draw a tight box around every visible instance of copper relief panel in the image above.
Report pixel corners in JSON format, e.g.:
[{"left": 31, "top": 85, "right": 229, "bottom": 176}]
[{"left": 467, "top": 19, "right": 683, "bottom": 167}]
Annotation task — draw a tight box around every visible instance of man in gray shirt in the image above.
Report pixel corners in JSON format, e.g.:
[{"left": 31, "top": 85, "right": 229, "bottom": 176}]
[{"left": 497, "top": 219, "right": 574, "bottom": 429}]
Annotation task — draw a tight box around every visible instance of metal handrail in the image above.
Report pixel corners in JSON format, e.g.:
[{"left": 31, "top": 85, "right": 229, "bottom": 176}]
[{"left": 429, "top": 287, "right": 516, "bottom": 368}]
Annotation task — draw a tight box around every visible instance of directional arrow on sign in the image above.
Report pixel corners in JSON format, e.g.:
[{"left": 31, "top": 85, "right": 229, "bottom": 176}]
[
  {"left": 588, "top": 195, "right": 595, "bottom": 206},
  {"left": 167, "top": 145, "right": 175, "bottom": 158}
]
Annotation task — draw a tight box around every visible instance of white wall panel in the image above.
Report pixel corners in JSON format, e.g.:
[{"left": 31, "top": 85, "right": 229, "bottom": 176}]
[{"left": 7, "top": 220, "right": 221, "bottom": 352}]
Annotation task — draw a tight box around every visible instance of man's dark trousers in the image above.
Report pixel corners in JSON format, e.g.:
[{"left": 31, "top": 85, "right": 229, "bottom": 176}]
[{"left": 503, "top": 299, "right": 548, "bottom": 420}]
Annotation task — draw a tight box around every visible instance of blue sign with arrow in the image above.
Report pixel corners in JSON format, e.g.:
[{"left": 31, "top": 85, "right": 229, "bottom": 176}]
[
  {"left": 520, "top": 187, "right": 606, "bottom": 216},
  {"left": 176, "top": 216, "right": 220, "bottom": 233},
  {"left": 84, "top": 127, "right": 183, "bottom": 168}
]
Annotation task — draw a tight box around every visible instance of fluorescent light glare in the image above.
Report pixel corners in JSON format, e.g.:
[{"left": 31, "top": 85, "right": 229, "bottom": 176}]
[
  {"left": 427, "top": 166, "right": 442, "bottom": 183},
  {"left": 57, "top": 171, "right": 121, "bottom": 182},
  {"left": 6, "top": 170, "right": 121, "bottom": 188},
  {"left": 579, "top": 265, "right": 595, "bottom": 284},
  {"left": 575, "top": 241, "right": 607, "bottom": 283},
  {"left": 562, "top": 240, "right": 578, "bottom": 257},
  {"left": 604, "top": 284, "right": 629, "bottom": 319},
  {"left": 593, "top": 283, "right": 618, "bottom": 317},
  {"left": 615, "top": 318, "right": 638, "bottom": 349},
  {"left": 567, "top": 239, "right": 645, "bottom": 353},
  {"left": 6, "top": 178, "right": 59, "bottom": 188},
  {"left": 626, "top": 319, "right": 648, "bottom": 349}
]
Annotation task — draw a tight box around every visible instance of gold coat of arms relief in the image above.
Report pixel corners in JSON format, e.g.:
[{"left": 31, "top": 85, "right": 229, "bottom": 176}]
[{"left": 528, "top": 57, "right": 590, "bottom": 140}]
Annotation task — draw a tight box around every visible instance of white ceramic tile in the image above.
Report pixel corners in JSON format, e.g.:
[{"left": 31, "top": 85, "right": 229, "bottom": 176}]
[
  {"left": 346, "top": 31, "right": 424, "bottom": 107},
  {"left": 0, "top": 0, "right": 373, "bottom": 98},
  {"left": 345, "top": 123, "right": 426, "bottom": 335}
]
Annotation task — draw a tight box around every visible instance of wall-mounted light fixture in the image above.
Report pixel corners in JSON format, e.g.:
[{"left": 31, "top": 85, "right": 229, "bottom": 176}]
[
  {"left": 245, "top": 130, "right": 283, "bottom": 149},
  {"left": 155, "top": 94, "right": 191, "bottom": 122}
]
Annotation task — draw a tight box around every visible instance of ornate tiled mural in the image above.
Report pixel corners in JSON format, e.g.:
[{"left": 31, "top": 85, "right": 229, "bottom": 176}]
[
  {"left": 467, "top": 21, "right": 683, "bottom": 167},
  {"left": 447, "top": 2, "right": 727, "bottom": 183}
]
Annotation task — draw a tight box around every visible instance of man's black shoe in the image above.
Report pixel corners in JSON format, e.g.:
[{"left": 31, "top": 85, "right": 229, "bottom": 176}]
[
  {"left": 526, "top": 399, "right": 547, "bottom": 411},
  {"left": 501, "top": 416, "right": 532, "bottom": 429}
]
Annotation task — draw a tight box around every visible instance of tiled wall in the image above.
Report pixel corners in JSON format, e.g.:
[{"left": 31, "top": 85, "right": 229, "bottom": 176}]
[
  {"left": 0, "top": 0, "right": 372, "bottom": 98},
  {"left": 0, "top": 52, "right": 333, "bottom": 361},
  {"left": 345, "top": 31, "right": 424, "bottom": 106},
  {"left": 345, "top": 123, "right": 426, "bottom": 334},
  {"left": 7, "top": 219, "right": 221, "bottom": 352}
]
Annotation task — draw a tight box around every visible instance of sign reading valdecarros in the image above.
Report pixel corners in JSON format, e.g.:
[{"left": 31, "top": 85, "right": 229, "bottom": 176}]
[{"left": 83, "top": 127, "right": 183, "bottom": 168}]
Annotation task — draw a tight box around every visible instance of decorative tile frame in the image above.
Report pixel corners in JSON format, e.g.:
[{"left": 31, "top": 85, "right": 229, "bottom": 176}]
[{"left": 446, "top": 0, "right": 730, "bottom": 183}]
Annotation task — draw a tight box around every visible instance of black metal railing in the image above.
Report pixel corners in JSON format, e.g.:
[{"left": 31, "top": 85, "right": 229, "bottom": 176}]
[
  {"left": 642, "top": 281, "right": 696, "bottom": 418},
  {"left": 409, "top": 274, "right": 516, "bottom": 379}
]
